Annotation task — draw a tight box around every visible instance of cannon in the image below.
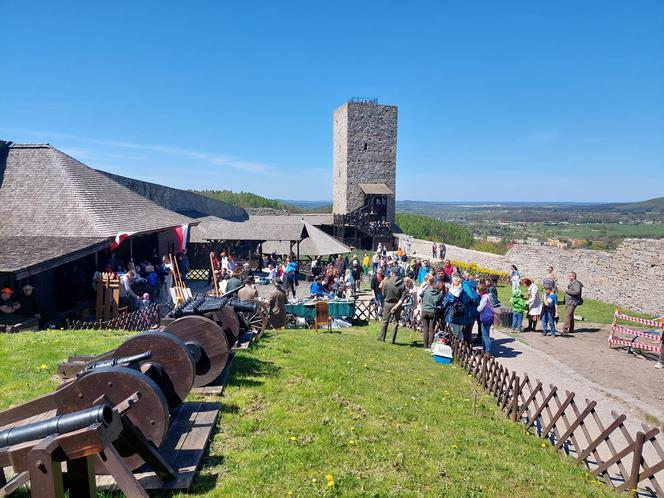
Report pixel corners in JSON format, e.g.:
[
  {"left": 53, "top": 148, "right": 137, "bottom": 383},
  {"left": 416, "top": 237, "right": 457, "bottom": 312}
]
[
  {"left": 59, "top": 317, "right": 231, "bottom": 388},
  {"left": 82, "top": 351, "right": 152, "bottom": 373},
  {"left": 165, "top": 291, "right": 257, "bottom": 347},
  {"left": 0, "top": 404, "right": 113, "bottom": 448},
  {"left": 0, "top": 395, "right": 154, "bottom": 498}
]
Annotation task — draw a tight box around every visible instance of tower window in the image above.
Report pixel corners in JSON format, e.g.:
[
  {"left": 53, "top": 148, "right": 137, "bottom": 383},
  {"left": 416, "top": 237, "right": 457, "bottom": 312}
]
[{"left": 363, "top": 142, "right": 368, "bottom": 151}]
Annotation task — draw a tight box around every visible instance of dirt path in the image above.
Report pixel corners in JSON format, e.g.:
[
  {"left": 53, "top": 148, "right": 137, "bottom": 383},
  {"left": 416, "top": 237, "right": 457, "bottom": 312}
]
[{"left": 491, "top": 323, "right": 664, "bottom": 425}]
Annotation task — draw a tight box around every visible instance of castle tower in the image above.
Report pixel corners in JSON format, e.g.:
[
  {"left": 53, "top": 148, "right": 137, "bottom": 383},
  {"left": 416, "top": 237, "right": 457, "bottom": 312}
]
[
  {"left": 332, "top": 99, "right": 397, "bottom": 249},
  {"left": 333, "top": 99, "right": 397, "bottom": 224}
]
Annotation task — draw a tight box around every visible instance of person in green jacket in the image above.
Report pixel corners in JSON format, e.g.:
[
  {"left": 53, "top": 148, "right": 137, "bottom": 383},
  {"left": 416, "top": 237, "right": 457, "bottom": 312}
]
[
  {"left": 510, "top": 288, "right": 527, "bottom": 332},
  {"left": 421, "top": 279, "right": 444, "bottom": 350}
]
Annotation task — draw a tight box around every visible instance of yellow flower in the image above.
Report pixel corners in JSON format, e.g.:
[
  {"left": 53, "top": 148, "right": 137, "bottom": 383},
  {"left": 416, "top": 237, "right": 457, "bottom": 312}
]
[
  {"left": 290, "top": 436, "right": 297, "bottom": 442},
  {"left": 311, "top": 478, "right": 317, "bottom": 484},
  {"left": 39, "top": 364, "right": 47, "bottom": 370},
  {"left": 348, "top": 439, "right": 355, "bottom": 445},
  {"left": 452, "top": 444, "right": 458, "bottom": 449},
  {"left": 288, "top": 491, "right": 293, "bottom": 496},
  {"left": 327, "top": 480, "right": 335, "bottom": 488},
  {"left": 541, "top": 442, "right": 547, "bottom": 448},
  {"left": 325, "top": 474, "right": 334, "bottom": 482}
]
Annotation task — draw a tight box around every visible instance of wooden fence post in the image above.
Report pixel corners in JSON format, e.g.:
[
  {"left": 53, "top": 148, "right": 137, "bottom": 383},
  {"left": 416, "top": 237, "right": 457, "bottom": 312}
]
[
  {"left": 623, "top": 431, "right": 646, "bottom": 494},
  {"left": 511, "top": 374, "right": 520, "bottom": 421}
]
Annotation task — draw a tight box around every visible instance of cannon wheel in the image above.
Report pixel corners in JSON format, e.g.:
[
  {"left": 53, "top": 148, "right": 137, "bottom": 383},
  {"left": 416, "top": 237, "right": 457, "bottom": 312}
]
[
  {"left": 55, "top": 367, "right": 170, "bottom": 471},
  {"left": 242, "top": 300, "right": 269, "bottom": 339},
  {"left": 163, "top": 315, "right": 230, "bottom": 387}
]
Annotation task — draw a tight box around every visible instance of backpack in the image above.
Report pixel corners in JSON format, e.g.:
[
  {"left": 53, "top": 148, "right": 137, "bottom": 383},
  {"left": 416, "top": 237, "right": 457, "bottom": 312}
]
[
  {"left": 480, "top": 304, "right": 495, "bottom": 325},
  {"left": 451, "top": 297, "right": 466, "bottom": 318}
]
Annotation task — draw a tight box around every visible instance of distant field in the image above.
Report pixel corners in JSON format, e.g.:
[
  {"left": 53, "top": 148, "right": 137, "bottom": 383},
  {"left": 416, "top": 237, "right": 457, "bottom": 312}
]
[
  {"left": 526, "top": 223, "right": 664, "bottom": 239},
  {"left": 552, "top": 223, "right": 664, "bottom": 239}
]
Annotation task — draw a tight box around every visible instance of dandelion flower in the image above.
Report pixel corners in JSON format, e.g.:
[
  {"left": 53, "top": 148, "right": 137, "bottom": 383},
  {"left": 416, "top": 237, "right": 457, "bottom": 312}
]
[
  {"left": 290, "top": 436, "right": 297, "bottom": 442},
  {"left": 39, "top": 364, "right": 47, "bottom": 370},
  {"left": 327, "top": 480, "right": 335, "bottom": 488},
  {"left": 348, "top": 439, "right": 355, "bottom": 445},
  {"left": 452, "top": 444, "right": 458, "bottom": 449},
  {"left": 325, "top": 474, "right": 334, "bottom": 482},
  {"left": 541, "top": 442, "right": 547, "bottom": 448}
]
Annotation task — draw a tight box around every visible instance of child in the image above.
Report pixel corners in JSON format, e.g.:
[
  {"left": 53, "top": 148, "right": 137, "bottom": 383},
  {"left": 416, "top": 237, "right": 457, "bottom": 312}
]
[
  {"left": 139, "top": 292, "right": 151, "bottom": 309},
  {"left": 510, "top": 289, "right": 526, "bottom": 333},
  {"left": 541, "top": 285, "right": 558, "bottom": 337}
]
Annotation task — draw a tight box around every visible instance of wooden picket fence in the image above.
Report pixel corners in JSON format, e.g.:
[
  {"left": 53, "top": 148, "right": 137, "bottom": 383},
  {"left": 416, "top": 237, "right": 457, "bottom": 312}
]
[
  {"left": 66, "top": 303, "right": 161, "bottom": 332},
  {"left": 448, "top": 335, "right": 664, "bottom": 495}
]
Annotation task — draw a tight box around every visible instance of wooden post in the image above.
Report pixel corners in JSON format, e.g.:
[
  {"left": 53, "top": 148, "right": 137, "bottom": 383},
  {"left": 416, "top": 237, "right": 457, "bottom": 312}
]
[
  {"left": 625, "top": 431, "right": 646, "bottom": 494},
  {"left": 480, "top": 355, "right": 488, "bottom": 389},
  {"left": 511, "top": 375, "right": 520, "bottom": 421}
]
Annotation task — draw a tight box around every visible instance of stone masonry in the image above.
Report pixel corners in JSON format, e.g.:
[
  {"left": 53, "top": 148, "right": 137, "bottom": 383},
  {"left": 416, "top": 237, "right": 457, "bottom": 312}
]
[
  {"left": 397, "top": 234, "right": 664, "bottom": 316},
  {"left": 332, "top": 100, "right": 398, "bottom": 223},
  {"left": 100, "top": 171, "right": 248, "bottom": 221}
]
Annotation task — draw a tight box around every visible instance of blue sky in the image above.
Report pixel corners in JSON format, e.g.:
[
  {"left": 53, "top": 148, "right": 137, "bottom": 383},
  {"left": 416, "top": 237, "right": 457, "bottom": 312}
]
[{"left": 1, "top": 1, "right": 663, "bottom": 202}]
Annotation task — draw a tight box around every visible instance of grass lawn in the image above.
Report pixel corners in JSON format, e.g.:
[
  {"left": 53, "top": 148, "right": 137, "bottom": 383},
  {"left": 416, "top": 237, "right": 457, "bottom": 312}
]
[{"left": 0, "top": 326, "right": 615, "bottom": 497}]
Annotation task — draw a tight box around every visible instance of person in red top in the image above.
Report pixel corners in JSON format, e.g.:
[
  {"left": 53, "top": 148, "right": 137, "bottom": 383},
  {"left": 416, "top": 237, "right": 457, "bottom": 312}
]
[{"left": 443, "top": 260, "right": 454, "bottom": 283}]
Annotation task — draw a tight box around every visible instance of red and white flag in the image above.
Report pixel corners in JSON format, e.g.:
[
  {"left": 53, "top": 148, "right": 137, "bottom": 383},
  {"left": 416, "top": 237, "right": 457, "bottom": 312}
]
[
  {"left": 174, "top": 224, "right": 190, "bottom": 252},
  {"left": 110, "top": 231, "right": 136, "bottom": 251}
]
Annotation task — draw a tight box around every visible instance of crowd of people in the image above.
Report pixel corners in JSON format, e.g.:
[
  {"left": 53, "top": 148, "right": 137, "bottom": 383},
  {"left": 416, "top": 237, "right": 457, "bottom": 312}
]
[{"left": 364, "top": 246, "right": 585, "bottom": 359}]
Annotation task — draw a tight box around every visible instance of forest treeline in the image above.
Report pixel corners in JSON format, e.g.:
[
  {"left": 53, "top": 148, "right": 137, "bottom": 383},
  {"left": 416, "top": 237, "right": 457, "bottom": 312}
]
[
  {"left": 196, "top": 190, "right": 292, "bottom": 210},
  {"left": 395, "top": 212, "right": 474, "bottom": 248}
]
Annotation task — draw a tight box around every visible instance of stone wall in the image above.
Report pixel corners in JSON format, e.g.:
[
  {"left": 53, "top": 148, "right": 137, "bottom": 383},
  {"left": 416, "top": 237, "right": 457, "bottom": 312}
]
[
  {"left": 396, "top": 234, "right": 664, "bottom": 316},
  {"left": 333, "top": 101, "right": 398, "bottom": 223},
  {"left": 99, "top": 171, "right": 248, "bottom": 221}
]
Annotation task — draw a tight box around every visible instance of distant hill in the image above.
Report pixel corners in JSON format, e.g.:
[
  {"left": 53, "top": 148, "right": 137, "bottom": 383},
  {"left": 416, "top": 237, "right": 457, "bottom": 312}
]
[
  {"left": 615, "top": 197, "right": 664, "bottom": 212},
  {"left": 196, "top": 190, "right": 294, "bottom": 211}
]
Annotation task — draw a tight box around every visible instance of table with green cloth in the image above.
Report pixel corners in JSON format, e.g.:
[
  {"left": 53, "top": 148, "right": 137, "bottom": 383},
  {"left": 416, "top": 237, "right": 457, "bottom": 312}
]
[{"left": 285, "top": 299, "right": 356, "bottom": 319}]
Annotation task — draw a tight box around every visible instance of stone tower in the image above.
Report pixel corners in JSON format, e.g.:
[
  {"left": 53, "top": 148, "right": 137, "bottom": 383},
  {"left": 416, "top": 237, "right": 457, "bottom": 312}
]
[{"left": 332, "top": 99, "right": 397, "bottom": 224}]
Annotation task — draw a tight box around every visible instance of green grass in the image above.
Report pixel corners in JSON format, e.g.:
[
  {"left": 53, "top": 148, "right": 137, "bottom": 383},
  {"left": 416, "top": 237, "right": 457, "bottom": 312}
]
[
  {"left": 0, "top": 329, "right": 134, "bottom": 410},
  {"left": 0, "top": 327, "right": 615, "bottom": 497}
]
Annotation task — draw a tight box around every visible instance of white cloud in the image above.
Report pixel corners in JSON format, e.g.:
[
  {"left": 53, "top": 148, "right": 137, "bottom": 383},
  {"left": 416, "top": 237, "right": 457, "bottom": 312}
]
[{"left": 1, "top": 128, "right": 272, "bottom": 174}]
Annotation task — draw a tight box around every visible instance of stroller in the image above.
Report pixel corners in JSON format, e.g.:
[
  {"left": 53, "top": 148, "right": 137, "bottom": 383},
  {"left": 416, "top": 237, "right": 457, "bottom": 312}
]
[{"left": 398, "top": 295, "right": 419, "bottom": 330}]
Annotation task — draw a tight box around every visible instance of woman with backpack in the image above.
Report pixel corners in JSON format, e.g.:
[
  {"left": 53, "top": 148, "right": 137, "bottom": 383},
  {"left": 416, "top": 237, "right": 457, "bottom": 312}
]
[
  {"left": 477, "top": 284, "right": 495, "bottom": 356},
  {"left": 421, "top": 278, "right": 444, "bottom": 351},
  {"left": 443, "top": 276, "right": 469, "bottom": 341}
]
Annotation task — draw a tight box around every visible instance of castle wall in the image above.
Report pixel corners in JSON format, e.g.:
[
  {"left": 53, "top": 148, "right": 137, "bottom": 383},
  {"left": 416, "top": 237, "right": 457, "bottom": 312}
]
[
  {"left": 397, "top": 234, "right": 664, "bottom": 316},
  {"left": 99, "top": 171, "right": 248, "bottom": 221}
]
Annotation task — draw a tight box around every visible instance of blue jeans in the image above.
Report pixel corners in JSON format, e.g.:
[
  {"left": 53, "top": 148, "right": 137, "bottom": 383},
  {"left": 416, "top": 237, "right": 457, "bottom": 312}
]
[
  {"left": 480, "top": 321, "right": 492, "bottom": 355},
  {"left": 450, "top": 323, "right": 464, "bottom": 341},
  {"left": 541, "top": 311, "right": 556, "bottom": 336},
  {"left": 511, "top": 311, "right": 523, "bottom": 332}
]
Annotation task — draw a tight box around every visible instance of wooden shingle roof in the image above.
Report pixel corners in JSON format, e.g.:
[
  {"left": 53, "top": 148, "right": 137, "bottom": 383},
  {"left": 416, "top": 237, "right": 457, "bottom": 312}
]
[
  {"left": 190, "top": 216, "right": 306, "bottom": 243},
  {"left": 0, "top": 143, "right": 195, "bottom": 238},
  {"left": 0, "top": 236, "right": 109, "bottom": 278}
]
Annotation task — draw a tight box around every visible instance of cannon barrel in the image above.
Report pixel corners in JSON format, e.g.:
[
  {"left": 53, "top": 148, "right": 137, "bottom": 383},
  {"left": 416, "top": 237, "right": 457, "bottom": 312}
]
[
  {"left": 0, "top": 404, "right": 114, "bottom": 448},
  {"left": 83, "top": 351, "right": 153, "bottom": 372},
  {"left": 228, "top": 298, "right": 257, "bottom": 314}
]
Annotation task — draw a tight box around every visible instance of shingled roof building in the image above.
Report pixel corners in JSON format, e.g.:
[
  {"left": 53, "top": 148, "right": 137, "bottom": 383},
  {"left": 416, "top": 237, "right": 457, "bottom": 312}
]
[{"left": 0, "top": 140, "right": 196, "bottom": 316}]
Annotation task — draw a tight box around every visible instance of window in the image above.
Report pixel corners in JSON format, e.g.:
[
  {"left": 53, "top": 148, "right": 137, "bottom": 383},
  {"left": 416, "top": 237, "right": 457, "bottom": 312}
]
[{"left": 363, "top": 142, "right": 368, "bottom": 151}]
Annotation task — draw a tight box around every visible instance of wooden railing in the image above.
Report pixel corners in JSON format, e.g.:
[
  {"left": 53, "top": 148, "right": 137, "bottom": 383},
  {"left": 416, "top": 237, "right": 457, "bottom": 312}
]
[
  {"left": 66, "top": 303, "right": 162, "bottom": 332},
  {"left": 448, "top": 334, "right": 664, "bottom": 495},
  {"left": 333, "top": 203, "right": 392, "bottom": 238}
]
